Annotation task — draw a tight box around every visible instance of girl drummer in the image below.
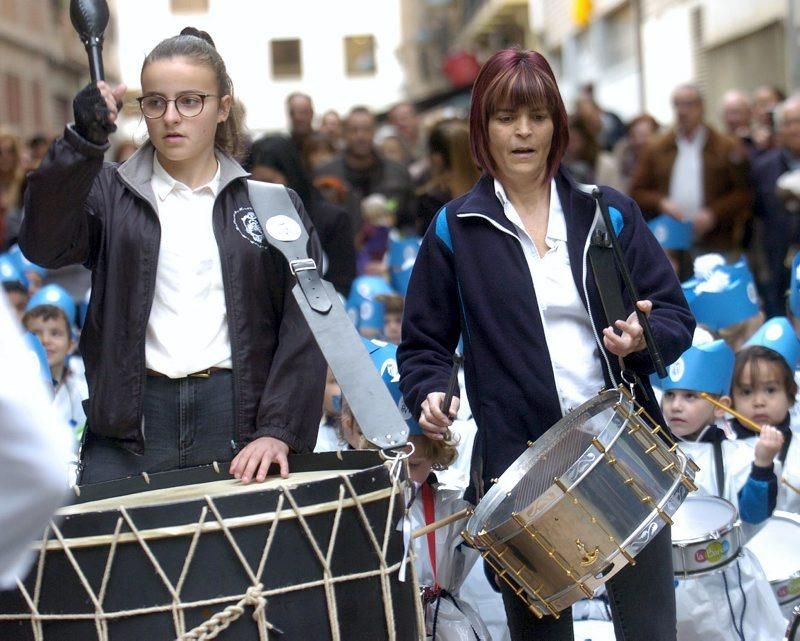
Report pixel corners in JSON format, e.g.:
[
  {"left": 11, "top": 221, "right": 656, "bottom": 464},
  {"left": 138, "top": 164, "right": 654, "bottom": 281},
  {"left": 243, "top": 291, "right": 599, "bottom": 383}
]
[
  {"left": 398, "top": 48, "right": 695, "bottom": 641},
  {"left": 19, "top": 28, "right": 326, "bottom": 485}
]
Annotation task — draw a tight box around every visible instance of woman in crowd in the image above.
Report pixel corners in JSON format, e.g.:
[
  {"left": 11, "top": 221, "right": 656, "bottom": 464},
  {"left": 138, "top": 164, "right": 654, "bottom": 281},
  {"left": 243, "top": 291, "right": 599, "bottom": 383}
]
[{"left": 398, "top": 47, "right": 694, "bottom": 641}]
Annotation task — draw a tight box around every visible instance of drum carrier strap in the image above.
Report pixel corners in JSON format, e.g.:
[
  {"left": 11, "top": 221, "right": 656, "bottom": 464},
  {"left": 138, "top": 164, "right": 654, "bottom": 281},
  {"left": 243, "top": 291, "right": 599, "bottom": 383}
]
[
  {"left": 712, "top": 438, "right": 726, "bottom": 497},
  {"left": 247, "top": 180, "right": 409, "bottom": 451},
  {"left": 587, "top": 187, "right": 668, "bottom": 392}
]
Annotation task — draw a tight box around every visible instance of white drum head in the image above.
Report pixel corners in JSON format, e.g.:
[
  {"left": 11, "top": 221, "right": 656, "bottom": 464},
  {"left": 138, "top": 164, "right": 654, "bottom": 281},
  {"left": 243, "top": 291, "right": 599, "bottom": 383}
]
[
  {"left": 671, "top": 495, "right": 737, "bottom": 542},
  {"left": 746, "top": 512, "right": 800, "bottom": 582}
]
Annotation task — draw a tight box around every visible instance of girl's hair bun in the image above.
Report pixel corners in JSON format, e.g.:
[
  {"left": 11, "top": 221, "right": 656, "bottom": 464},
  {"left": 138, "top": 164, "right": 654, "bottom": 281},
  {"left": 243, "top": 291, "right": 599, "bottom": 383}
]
[{"left": 179, "top": 26, "right": 215, "bottom": 48}]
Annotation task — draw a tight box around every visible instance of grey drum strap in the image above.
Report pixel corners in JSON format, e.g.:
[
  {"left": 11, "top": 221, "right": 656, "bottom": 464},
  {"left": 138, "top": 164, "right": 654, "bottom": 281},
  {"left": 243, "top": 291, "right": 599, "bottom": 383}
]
[{"left": 247, "top": 181, "right": 409, "bottom": 450}]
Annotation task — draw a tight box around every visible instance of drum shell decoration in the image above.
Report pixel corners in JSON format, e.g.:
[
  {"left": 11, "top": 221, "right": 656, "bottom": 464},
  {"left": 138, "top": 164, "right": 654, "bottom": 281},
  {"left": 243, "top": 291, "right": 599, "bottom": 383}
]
[
  {"left": 464, "top": 388, "right": 697, "bottom": 617},
  {"left": 0, "top": 452, "right": 421, "bottom": 641},
  {"left": 670, "top": 495, "right": 742, "bottom": 578},
  {"left": 745, "top": 511, "right": 800, "bottom": 618}
]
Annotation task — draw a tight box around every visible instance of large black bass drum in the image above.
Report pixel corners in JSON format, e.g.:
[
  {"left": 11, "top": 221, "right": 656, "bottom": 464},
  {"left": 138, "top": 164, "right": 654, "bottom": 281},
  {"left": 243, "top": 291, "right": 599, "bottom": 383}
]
[{"left": 0, "top": 451, "right": 422, "bottom": 640}]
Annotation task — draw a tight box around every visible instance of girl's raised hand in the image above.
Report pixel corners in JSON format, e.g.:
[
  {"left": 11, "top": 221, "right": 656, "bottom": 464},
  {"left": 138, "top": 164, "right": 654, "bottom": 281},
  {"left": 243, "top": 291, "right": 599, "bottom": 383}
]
[{"left": 754, "top": 425, "right": 785, "bottom": 467}]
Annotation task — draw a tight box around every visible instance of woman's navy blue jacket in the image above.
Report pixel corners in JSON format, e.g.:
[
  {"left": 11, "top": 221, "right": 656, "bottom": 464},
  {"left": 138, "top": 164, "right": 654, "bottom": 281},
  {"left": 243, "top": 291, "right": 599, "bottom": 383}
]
[{"left": 398, "top": 168, "right": 695, "bottom": 503}]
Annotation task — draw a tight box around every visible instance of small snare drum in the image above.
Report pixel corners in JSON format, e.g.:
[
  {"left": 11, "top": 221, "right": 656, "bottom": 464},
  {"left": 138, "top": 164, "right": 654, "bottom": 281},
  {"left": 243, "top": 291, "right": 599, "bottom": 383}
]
[
  {"left": 746, "top": 511, "right": 800, "bottom": 617},
  {"left": 671, "top": 495, "right": 741, "bottom": 578}
]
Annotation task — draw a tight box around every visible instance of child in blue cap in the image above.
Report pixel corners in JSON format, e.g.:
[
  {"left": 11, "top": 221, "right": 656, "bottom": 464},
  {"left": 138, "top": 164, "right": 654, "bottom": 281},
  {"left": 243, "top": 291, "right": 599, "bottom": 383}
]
[
  {"left": 22, "top": 284, "right": 87, "bottom": 442},
  {"left": 735, "top": 317, "right": 800, "bottom": 515},
  {"left": 340, "top": 338, "right": 491, "bottom": 640},
  {"left": 658, "top": 338, "right": 786, "bottom": 641}
]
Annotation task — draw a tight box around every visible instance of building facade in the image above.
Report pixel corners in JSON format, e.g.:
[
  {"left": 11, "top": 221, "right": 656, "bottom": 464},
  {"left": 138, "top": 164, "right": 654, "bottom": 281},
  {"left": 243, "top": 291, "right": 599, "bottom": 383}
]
[
  {"left": 402, "top": 0, "right": 794, "bottom": 130},
  {"left": 0, "top": 0, "right": 120, "bottom": 139},
  {"left": 114, "top": 0, "right": 408, "bottom": 140}
]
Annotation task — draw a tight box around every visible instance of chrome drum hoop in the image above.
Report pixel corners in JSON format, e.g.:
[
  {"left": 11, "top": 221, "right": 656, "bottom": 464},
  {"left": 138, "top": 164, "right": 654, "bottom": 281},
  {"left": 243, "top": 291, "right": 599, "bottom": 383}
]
[{"left": 464, "top": 388, "right": 698, "bottom": 617}]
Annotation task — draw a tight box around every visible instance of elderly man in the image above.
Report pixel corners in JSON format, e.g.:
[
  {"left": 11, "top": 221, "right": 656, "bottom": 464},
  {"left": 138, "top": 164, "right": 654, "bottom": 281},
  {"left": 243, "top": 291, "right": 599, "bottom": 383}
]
[
  {"left": 751, "top": 94, "right": 800, "bottom": 316},
  {"left": 315, "top": 106, "right": 414, "bottom": 233},
  {"left": 630, "top": 83, "right": 751, "bottom": 261},
  {"left": 721, "top": 89, "right": 758, "bottom": 157}
]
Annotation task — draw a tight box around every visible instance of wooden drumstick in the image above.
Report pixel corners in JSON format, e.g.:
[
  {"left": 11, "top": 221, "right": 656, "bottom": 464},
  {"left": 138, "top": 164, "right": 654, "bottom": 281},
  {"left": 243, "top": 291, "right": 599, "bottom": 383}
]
[
  {"left": 699, "top": 392, "right": 761, "bottom": 434},
  {"left": 412, "top": 507, "right": 473, "bottom": 539},
  {"left": 783, "top": 477, "right": 800, "bottom": 496}
]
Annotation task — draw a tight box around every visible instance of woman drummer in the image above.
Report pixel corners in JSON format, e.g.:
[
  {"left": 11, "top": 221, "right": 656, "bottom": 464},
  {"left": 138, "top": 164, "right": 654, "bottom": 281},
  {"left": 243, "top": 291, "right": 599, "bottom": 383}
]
[
  {"left": 19, "top": 28, "right": 326, "bottom": 485},
  {"left": 397, "top": 48, "right": 695, "bottom": 641}
]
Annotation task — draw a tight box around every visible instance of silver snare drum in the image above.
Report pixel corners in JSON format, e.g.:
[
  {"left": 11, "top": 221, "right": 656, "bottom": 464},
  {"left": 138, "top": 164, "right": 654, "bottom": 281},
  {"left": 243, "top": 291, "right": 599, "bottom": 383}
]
[
  {"left": 746, "top": 511, "right": 800, "bottom": 617},
  {"left": 463, "top": 388, "right": 698, "bottom": 618},
  {"left": 671, "top": 495, "right": 741, "bottom": 578}
]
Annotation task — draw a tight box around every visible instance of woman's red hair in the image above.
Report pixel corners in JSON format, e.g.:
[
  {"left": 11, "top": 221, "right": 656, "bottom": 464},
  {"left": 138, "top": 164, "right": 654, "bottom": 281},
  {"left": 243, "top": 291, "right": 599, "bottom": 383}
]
[{"left": 469, "top": 48, "right": 569, "bottom": 183}]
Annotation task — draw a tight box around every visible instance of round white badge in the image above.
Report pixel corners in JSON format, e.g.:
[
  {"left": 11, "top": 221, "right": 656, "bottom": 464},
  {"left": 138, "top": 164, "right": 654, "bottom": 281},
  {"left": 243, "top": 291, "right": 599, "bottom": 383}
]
[
  {"left": 765, "top": 323, "right": 784, "bottom": 342},
  {"left": 265, "top": 215, "right": 302, "bottom": 242},
  {"left": 747, "top": 282, "right": 758, "bottom": 305},
  {"left": 654, "top": 225, "right": 667, "bottom": 243},
  {"left": 669, "top": 357, "right": 685, "bottom": 382}
]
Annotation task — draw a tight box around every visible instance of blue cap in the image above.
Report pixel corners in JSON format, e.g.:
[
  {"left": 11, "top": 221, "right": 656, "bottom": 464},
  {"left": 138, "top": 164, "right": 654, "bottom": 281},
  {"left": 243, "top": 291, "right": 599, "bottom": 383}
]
[
  {"left": 346, "top": 276, "right": 395, "bottom": 333},
  {"left": 0, "top": 254, "right": 27, "bottom": 287},
  {"left": 647, "top": 215, "right": 693, "bottom": 250},
  {"left": 790, "top": 251, "right": 800, "bottom": 318},
  {"left": 388, "top": 235, "right": 421, "bottom": 295},
  {"left": 26, "top": 284, "right": 77, "bottom": 327},
  {"left": 744, "top": 316, "right": 800, "bottom": 370},
  {"left": 682, "top": 259, "right": 760, "bottom": 331},
  {"left": 22, "top": 332, "right": 52, "bottom": 386},
  {"left": 7, "top": 244, "right": 47, "bottom": 277},
  {"left": 361, "top": 337, "right": 422, "bottom": 436},
  {"left": 656, "top": 339, "right": 735, "bottom": 395}
]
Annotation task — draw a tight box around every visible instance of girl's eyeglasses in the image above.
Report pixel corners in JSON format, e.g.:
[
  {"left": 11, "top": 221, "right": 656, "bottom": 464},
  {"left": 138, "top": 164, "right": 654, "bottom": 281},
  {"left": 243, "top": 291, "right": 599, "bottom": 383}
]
[{"left": 136, "top": 93, "right": 217, "bottom": 119}]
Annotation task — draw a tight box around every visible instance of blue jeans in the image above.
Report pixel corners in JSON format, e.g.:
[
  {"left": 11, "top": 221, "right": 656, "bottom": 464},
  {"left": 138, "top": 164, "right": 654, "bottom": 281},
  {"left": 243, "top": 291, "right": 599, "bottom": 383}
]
[
  {"left": 497, "top": 525, "right": 677, "bottom": 641},
  {"left": 80, "top": 370, "right": 238, "bottom": 484}
]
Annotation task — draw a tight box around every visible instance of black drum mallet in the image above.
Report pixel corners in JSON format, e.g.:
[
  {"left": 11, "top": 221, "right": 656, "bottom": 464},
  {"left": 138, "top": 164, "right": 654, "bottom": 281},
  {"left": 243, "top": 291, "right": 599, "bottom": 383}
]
[{"left": 70, "top": 0, "right": 110, "bottom": 83}]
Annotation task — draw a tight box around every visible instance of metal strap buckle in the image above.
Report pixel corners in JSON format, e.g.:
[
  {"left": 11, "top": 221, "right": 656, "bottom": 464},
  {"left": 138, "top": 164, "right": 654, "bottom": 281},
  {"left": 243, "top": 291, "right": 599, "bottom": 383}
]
[{"left": 289, "top": 258, "right": 317, "bottom": 275}]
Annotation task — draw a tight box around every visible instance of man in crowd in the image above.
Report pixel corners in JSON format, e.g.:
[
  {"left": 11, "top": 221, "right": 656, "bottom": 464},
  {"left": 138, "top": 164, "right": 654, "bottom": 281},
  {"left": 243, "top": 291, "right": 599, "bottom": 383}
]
[
  {"left": 286, "top": 91, "right": 315, "bottom": 167},
  {"left": 630, "top": 83, "right": 751, "bottom": 261},
  {"left": 316, "top": 106, "right": 414, "bottom": 233},
  {"left": 751, "top": 94, "right": 800, "bottom": 317},
  {"left": 721, "top": 89, "right": 757, "bottom": 157}
]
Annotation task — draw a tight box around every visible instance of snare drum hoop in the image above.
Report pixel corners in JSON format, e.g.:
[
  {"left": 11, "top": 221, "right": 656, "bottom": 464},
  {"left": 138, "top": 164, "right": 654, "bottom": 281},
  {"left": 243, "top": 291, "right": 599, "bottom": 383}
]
[
  {"left": 673, "top": 528, "right": 743, "bottom": 579},
  {"left": 468, "top": 388, "right": 679, "bottom": 544}
]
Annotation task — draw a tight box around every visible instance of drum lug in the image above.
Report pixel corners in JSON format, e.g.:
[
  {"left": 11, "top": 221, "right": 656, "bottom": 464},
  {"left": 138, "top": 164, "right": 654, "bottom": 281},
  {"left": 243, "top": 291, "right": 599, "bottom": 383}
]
[{"left": 591, "top": 437, "right": 606, "bottom": 454}]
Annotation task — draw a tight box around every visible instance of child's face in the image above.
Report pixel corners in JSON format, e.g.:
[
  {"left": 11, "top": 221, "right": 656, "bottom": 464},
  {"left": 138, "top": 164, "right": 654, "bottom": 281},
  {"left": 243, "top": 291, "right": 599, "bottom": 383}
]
[
  {"left": 732, "top": 360, "right": 792, "bottom": 427},
  {"left": 383, "top": 312, "right": 402, "bottom": 345},
  {"left": 322, "top": 368, "right": 341, "bottom": 418},
  {"left": 662, "top": 389, "right": 717, "bottom": 438},
  {"left": 25, "top": 316, "right": 72, "bottom": 369},
  {"left": 408, "top": 436, "right": 434, "bottom": 484}
]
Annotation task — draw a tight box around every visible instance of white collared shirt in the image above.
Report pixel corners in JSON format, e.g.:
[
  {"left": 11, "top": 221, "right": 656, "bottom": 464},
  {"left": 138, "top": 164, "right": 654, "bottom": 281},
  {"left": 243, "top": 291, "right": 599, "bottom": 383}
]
[
  {"left": 494, "top": 178, "right": 605, "bottom": 415},
  {"left": 669, "top": 126, "right": 707, "bottom": 220},
  {"left": 145, "top": 155, "right": 232, "bottom": 377}
]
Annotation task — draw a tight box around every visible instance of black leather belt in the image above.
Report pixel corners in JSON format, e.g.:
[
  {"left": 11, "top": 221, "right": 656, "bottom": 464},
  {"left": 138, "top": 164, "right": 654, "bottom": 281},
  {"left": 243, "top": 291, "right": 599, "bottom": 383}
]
[{"left": 145, "top": 367, "right": 230, "bottom": 379}]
